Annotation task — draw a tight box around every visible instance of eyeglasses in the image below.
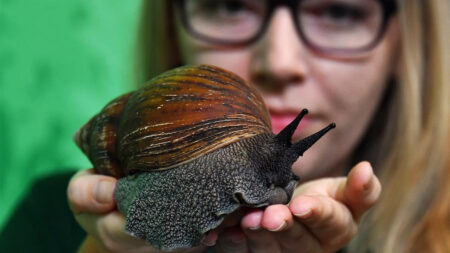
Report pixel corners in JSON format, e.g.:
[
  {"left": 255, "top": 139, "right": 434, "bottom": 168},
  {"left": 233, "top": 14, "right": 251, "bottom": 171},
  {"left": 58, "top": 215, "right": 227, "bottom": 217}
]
[{"left": 173, "top": 0, "right": 397, "bottom": 55}]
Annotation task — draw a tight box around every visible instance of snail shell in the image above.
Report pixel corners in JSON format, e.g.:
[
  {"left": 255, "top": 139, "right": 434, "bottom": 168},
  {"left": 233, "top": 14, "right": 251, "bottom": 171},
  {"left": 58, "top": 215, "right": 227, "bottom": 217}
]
[
  {"left": 74, "top": 65, "right": 335, "bottom": 250},
  {"left": 75, "top": 65, "right": 271, "bottom": 177}
]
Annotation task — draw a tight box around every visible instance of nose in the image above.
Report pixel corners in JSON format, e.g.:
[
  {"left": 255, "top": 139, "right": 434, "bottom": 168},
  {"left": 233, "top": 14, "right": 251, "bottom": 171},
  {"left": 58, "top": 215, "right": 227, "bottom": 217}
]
[{"left": 250, "top": 8, "right": 308, "bottom": 92}]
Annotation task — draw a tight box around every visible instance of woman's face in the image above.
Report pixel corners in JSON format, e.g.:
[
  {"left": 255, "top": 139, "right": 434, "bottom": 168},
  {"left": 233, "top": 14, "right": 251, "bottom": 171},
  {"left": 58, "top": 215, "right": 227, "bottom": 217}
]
[{"left": 175, "top": 2, "right": 400, "bottom": 180}]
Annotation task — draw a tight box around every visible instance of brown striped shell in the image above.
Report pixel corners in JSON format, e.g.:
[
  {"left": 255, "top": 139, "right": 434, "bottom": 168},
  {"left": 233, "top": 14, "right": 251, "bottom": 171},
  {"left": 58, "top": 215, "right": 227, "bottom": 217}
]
[{"left": 74, "top": 65, "right": 271, "bottom": 178}]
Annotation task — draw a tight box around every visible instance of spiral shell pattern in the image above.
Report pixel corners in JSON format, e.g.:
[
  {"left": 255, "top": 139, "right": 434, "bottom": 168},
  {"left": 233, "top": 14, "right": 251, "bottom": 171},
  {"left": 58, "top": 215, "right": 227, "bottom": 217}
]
[
  {"left": 118, "top": 65, "right": 271, "bottom": 175},
  {"left": 75, "top": 65, "right": 272, "bottom": 177}
]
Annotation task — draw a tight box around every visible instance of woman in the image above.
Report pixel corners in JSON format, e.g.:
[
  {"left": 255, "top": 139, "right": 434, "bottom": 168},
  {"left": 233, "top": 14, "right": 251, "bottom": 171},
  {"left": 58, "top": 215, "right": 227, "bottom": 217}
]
[{"left": 68, "top": 0, "right": 450, "bottom": 252}]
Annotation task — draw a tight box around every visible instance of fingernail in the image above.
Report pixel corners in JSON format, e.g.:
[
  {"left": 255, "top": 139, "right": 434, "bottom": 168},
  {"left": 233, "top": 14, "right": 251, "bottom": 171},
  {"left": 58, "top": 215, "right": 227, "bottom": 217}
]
[
  {"left": 361, "top": 162, "right": 373, "bottom": 193},
  {"left": 95, "top": 180, "right": 115, "bottom": 204},
  {"left": 362, "top": 176, "right": 374, "bottom": 196},
  {"left": 248, "top": 225, "right": 261, "bottom": 231},
  {"left": 201, "top": 231, "right": 218, "bottom": 246},
  {"left": 201, "top": 239, "right": 216, "bottom": 247},
  {"left": 268, "top": 221, "right": 286, "bottom": 232},
  {"left": 294, "top": 208, "right": 312, "bottom": 219},
  {"left": 247, "top": 225, "right": 261, "bottom": 231}
]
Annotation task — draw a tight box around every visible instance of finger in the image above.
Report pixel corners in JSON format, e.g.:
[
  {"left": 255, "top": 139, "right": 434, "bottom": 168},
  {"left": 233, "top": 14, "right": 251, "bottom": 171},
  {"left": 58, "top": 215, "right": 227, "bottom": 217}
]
[
  {"left": 293, "top": 177, "right": 346, "bottom": 200},
  {"left": 75, "top": 211, "right": 143, "bottom": 249},
  {"left": 67, "top": 169, "right": 117, "bottom": 214},
  {"left": 76, "top": 211, "right": 175, "bottom": 253},
  {"left": 247, "top": 205, "right": 324, "bottom": 253},
  {"left": 344, "top": 161, "right": 381, "bottom": 221},
  {"left": 262, "top": 206, "right": 322, "bottom": 253},
  {"left": 77, "top": 211, "right": 209, "bottom": 253},
  {"left": 241, "top": 208, "right": 281, "bottom": 253},
  {"left": 260, "top": 205, "right": 293, "bottom": 232},
  {"left": 201, "top": 230, "right": 219, "bottom": 247},
  {"left": 290, "top": 195, "right": 357, "bottom": 249},
  {"left": 215, "top": 226, "right": 248, "bottom": 253},
  {"left": 241, "top": 208, "right": 264, "bottom": 230},
  {"left": 294, "top": 162, "right": 381, "bottom": 221}
]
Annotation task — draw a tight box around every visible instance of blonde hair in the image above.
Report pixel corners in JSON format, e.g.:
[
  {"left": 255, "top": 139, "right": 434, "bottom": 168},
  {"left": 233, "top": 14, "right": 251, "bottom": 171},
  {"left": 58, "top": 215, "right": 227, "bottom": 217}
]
[
  {"left": 135, "top": 0, "right": 450, "bottom": 252},
  {"left": 349, "top": 0, "right": 450, "bottom": 252}
]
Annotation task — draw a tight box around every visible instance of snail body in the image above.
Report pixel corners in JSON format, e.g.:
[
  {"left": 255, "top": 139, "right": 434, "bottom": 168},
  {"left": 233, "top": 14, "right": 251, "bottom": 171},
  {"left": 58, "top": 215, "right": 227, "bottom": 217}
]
[{"left": 75, "top": 65, "right": 335, "bottom": 250}]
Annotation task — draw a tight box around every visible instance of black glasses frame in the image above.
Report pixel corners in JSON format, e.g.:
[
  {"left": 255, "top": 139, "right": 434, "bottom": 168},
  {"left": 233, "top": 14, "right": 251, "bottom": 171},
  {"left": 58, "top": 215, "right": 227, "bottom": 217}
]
[{"left": 173, "top": 0, "right": 398, "bottom": 55}]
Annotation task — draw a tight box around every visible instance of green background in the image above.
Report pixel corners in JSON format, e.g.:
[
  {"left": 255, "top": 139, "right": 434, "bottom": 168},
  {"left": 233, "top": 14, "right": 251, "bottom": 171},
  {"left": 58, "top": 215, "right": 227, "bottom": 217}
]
[{"left": 0, "top": 0, "right": 142, "bottom": 230}]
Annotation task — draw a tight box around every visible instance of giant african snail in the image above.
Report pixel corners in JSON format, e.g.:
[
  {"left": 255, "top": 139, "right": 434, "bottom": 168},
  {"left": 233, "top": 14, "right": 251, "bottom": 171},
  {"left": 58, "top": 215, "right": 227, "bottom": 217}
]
[{"left": 74, "top": 64, "right": 335, "bottom": 250}]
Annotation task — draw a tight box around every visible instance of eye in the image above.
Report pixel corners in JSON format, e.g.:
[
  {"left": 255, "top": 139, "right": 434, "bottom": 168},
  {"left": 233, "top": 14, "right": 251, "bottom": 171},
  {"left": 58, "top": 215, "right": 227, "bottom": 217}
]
[
  {"left": 189, "top": 0, "right": 262, "bottom": 21},
  {"left": 301, "top": 1, "right": 370, "bottom": 28},
  {"left": 216, "top": 0, "right": 247, "bottom": 15},
  {"left": 204, "top": 0, "right": 250, "bottom": 15},
  {"left": 323, "top": 3, "right": 366, "bottom": 22}
]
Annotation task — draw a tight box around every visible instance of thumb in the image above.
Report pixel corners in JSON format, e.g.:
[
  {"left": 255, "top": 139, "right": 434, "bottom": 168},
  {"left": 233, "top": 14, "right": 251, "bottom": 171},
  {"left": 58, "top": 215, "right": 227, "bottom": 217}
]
[
  {"left": 344, "top": 161, "right": 382, "bottom": 221},
  {"left": 67, "top": 169, "right": 117, "bottom": 214}
]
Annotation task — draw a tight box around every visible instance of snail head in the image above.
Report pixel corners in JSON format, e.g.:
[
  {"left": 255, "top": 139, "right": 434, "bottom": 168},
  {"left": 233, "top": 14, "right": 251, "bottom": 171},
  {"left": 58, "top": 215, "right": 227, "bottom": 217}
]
[{"left": 243, "top": 109, "right": 336, "bottom": 205}]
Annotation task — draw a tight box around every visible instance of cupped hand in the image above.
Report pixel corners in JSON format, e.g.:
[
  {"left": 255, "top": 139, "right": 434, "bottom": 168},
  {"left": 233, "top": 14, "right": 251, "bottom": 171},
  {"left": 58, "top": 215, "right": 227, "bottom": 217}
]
[
  {"left": 67, "top": 169, "right": 209, "bottom": 253},
  {"left": 213, "top": 161, "right": 381, "bottom": 253}
]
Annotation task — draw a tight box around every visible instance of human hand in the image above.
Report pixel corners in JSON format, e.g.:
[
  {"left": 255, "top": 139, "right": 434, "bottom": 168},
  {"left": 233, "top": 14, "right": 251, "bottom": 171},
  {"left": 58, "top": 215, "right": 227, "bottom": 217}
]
[
  {"left": 212, "top": 161, "right": 381, "bottom": 253},
  {"left": 67, "top": 169, "right": 210, "bottom": 253}
]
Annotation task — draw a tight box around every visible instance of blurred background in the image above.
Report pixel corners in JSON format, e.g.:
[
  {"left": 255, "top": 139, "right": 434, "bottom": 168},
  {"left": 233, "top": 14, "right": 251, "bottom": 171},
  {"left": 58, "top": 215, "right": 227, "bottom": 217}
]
[{"left": 0, "top": 0, "right": 142, "bottom": 231}]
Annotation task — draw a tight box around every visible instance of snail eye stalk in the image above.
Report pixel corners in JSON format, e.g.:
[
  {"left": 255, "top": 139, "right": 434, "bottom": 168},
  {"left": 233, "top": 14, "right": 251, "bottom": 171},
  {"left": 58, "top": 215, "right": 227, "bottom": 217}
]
[
  {"left": 275, "top": 108, "right": 309, "bottom": 146},
  {"left": 285, "top": 123, "right": 336, "bottom": 164}
]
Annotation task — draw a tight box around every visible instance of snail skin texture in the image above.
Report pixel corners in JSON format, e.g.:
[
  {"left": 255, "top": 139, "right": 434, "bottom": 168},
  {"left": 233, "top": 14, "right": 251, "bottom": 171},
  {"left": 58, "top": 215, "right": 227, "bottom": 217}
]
[{"left": 74, "top": 65, "right": 335, "bottom": 250}]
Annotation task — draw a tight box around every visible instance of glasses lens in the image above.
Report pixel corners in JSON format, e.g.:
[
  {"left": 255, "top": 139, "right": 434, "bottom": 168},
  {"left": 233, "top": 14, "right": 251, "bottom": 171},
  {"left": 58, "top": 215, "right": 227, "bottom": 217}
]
[
  {"left": 184, "top": 0, "right": 267, "bottom": 42},
  {"left": 299, "top": 0, "right": 383, "bottom": 50}
]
